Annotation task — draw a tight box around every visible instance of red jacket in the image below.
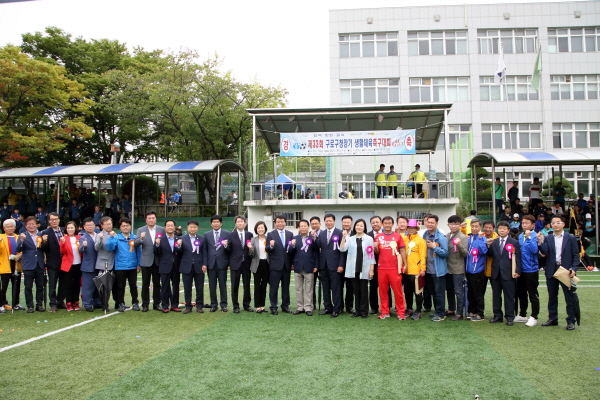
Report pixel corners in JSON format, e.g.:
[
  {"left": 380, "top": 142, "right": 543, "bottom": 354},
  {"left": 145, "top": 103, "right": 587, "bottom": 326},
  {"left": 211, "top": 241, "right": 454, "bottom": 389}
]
[{"left": 60, "top": 235, "right": 82, "bottom": 272}]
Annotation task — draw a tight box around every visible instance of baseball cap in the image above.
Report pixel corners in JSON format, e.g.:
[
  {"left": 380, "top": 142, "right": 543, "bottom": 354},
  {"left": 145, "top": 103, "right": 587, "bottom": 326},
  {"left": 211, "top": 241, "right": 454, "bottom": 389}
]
[
  {"left": 586, "top": 213, "right": 592, "bottom": 218},
  {"left": 407, "top": 219, "right": 418, "bottom": 228},
  {"left": 513, "top": 213, "right": 519, "bottom": 218}
]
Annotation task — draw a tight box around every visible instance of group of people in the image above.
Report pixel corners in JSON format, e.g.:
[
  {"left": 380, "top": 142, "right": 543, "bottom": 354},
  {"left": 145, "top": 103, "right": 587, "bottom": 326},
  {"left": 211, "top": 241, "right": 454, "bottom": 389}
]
[
  {"left": 375, "top": 163, "right": 427, "bottom": 199},
  {"left": 0, "top": 210, "right": 581, "bottom": 331}
]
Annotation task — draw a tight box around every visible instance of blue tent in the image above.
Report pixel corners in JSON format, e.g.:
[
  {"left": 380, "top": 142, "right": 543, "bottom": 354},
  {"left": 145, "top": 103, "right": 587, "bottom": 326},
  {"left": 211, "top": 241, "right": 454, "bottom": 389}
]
[{"left": 265, "top": 173, "right": 302, "bottom": 191}]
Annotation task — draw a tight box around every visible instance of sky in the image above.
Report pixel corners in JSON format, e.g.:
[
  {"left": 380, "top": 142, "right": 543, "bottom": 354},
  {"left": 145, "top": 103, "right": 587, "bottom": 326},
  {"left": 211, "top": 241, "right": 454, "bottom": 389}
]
[{"left": 0, "top": 0, "right": 572, "bottom": 108}]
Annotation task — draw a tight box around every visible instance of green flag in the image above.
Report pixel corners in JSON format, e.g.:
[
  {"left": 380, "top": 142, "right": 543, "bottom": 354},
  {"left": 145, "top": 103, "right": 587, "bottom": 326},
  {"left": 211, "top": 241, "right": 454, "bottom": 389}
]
[{"left": 531, "top": 45, "right": 542, "bottom": 92}]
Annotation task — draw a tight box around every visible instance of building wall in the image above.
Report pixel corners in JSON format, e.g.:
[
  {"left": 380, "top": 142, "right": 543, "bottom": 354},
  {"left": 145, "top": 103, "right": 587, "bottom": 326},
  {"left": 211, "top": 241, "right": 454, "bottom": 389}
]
[{"left": 329, "top": 1, "right": 600, "bottom": 195}]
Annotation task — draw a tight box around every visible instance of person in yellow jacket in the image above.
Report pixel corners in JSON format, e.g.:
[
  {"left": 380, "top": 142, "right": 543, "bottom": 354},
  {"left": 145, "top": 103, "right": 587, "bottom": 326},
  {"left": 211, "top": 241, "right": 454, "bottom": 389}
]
[
  {"left": 0, "top": 219, "right": 23, "bottom": 313},
  {"left": 403, "top": 219, "right": 427, "bottom": 320},
  {"left": 408, "top": 164, "right": 427, "bottom": 198},
  {"left": 387, "top": 165, "right": 398, "bottom": 198},
  {"left": 482, "top": 220, "right": 498, "bottom": 297},
  {"left": 375, "top": 164, "right": 387, "bottom": 198}
]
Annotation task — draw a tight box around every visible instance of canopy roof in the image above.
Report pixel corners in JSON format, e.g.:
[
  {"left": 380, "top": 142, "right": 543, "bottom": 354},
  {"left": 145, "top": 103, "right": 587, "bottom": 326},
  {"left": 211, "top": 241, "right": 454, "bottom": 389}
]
[
  {"left": 469, "top": 151, "right": 600, "bottom": 167},
  {"left": 264, "top": 173, "right": 302, "bottom": 191},
  {"left": 0, "top": 160, "right": 243, "bottom": 179},
  {"left": 247, "top": 104, "right": 452, "bottom": 155}
]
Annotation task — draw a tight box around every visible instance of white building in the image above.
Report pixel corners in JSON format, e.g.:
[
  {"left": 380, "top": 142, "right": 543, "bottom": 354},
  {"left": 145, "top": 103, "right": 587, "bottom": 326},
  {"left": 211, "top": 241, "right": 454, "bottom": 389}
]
[{"left": 329, "top": 1, "right": 600, "bottom": 197}]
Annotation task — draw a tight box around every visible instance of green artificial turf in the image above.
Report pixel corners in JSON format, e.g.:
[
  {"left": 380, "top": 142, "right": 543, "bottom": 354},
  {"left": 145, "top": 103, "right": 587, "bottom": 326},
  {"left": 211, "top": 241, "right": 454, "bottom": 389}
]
[{"left": 1, "top": 273, "right": 599, "bottom": 400}]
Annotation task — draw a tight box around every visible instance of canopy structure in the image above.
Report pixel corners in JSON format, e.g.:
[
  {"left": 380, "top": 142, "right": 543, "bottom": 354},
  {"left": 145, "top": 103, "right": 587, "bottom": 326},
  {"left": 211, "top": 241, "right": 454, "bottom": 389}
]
[
  {"left": 247, "top": 104, "right": 453, "bottom": 179},
  {"left": 264, "top": 173, "right": 302, "bottom": 191},
  {"left": 0, "top": 159, "right": 244, "bottom": 227}
]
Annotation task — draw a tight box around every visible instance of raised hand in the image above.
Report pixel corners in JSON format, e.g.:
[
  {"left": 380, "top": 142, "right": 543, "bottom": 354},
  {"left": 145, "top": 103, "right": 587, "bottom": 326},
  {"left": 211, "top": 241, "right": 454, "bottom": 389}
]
[
  {"left": 140, "top": 232, "right": 146, "bottom": 239},
  {"left": 155, "top": 238, "right": 161, "bottom": 246},
  {"left": 270, "top": 240, "right": 275, "bottom": 247},
  {"left": 109, "top": 230, "right": 116, "bottom": 237},
  {"left": 291, "top": 239, "right": 296, "bottom": 247},
  {"left": 83, "top": 239, "right": 88, "bottom": 247},
  {"left": 42, "top": 234, "right": 48, "bottom": 242}
]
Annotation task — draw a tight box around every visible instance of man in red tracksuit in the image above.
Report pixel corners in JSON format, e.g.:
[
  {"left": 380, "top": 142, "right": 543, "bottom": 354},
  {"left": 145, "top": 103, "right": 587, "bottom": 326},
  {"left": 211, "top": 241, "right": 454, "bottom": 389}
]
[{"left": 374, "top": 216, "right": 408, "bottom": 320}]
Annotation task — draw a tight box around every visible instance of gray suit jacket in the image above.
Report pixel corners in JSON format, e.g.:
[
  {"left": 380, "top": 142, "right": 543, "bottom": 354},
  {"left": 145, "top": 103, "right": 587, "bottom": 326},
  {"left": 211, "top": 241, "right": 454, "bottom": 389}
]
[
  {"left": 135, "top": 225, "right": 166, "bottom": 267},
  {"left": 248, "top": 235, "right": 270, "bottom": 273},
  {"left": 94, "top": 231, "right": 115, "bottom": 270}
]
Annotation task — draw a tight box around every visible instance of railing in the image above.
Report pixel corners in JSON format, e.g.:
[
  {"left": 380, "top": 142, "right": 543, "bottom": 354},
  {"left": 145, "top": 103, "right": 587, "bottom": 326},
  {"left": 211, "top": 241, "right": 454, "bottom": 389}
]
[{"left": 250, "top": 180, "right": 455, "bottom": 200}]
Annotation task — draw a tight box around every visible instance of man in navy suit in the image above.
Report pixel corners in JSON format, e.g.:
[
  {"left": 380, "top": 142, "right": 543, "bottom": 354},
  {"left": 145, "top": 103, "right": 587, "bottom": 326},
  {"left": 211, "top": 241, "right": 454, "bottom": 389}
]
[
  {"left": 229, "top": 216, "right": 254, "bottom": 313},
  {"left": 179, "top": 220, "right": 206, "bottom": 314},
  {"left": 292, "top": 219, "right": 317, "bottom": 316},
  {"left": 486, "top": 220, "right": 521, "bottom": 325},
  {"left": 266, "top": 214, "right": 294, "bottom": 315},
  {"left": 202, "top": 215, "right": 231, "bottom": 312},
  {"left": 154, "top": 219, "right": 182, "bottom": 313},
  {"left": 313, "top": 213, "right": 347, "bottom": 317},
  {"left": 539, "top": 214, "right": 580, "bottom": 330},
  {"left": 17, "top": 216, "right": 47, "bottom": 312},
  {"left": 41, "top": 212, "right": 64, "bottom": 311},
  {"left": 78, "top": 217, "right": 101, "bottom": 312}
]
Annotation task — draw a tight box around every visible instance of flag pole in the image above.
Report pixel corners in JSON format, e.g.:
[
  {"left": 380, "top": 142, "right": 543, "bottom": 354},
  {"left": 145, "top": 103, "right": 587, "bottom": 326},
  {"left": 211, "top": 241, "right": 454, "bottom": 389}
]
[{"left": 500, "top": 42, "right": 513, "bottom": 152}]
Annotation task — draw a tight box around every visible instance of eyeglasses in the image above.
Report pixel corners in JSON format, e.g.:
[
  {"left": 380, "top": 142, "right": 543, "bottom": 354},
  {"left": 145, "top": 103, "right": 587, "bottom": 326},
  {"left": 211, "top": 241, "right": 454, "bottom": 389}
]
[{"left": 551, "top": 221, "right": 564, "bottom": 225}]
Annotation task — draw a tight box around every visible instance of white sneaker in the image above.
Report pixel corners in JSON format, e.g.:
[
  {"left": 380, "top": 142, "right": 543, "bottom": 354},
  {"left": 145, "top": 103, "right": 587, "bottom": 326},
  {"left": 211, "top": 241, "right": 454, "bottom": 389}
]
[
  {"left": 525, "top": 317, "right": 538, "bottom": 327},
  {"left": 513, "top": 315, "right": 528, "bottom": 323},
  {"left": 593, "top": 267, "right": 599, "bottom": 272},
  {"left": 0, "top": 306, "right": 5, "bottom": 313}
]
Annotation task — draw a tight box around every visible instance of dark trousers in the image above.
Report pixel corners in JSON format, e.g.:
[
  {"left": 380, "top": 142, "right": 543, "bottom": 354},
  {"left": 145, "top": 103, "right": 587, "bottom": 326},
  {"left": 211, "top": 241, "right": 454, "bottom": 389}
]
[
  {"left": 447, "top": 273, "right": 465, "bottom": 315},
  {"left": 319, "top": 268, "right": 332, "bottom": 311},
  {"left": 426, "top": 273, "right": 446, "bottom": 317},
  {"left": 231, "top": 265, "right": 252, "bottom": 309},
  {"left": 491, "top": 277, "right": 516, "bottom": 321},
  {"left": 403, "top": 274, "right": 423, "bottom": 313},
  {"left": 10, "top": 261, "right": 21, "bottom": 306},
  {"left": 466, "top": 271, "right": 486, "bottom": 317},
  {"left": 377, "top": 186, "right": 386, "bottom": 198},
  {"left": 516, "top": 271, "right": 539, "bottom": 318},
  {"left": 342, "top": 276, "right": 354, "bottom": 311},
  {"left": 47, "top": 267, "right": 60, "bottom": 307},
  {"left": 81, "top": 270, "right": 102, "bottom": 309},
  {"left": 115, "top": 269, "right": 138, "bottom": 305},
  {"left": 495, "top": 199, "right": 504, "bottom": 215},
  {"left": 329, "top": 269, "right": 343, "bottom": 313},
  {"left": 388, "top": 186, "right": 397, "bottom": 198},
  {"left": 546, "top": 276, "right": 575, "bottom": 323},
  {"left": 208, "top": 267, "right": 227, "bottom": 308},
  {"left": 413, "top": 183, "right": 424, "bottom": 197},
  {"left": 141, "top": 263, "right": 161, "bottom": 307},
  {"left": 59, "top": 265, "right": 81, "bottom": 304},
  {"left": 182, "top": 270, "right": 204, "bottom": 309},
  {"left": 350, "top": 276, "right": 369, "bottom": 317},
  {"left": 312, "top": 270, "right": 319, "bottom": 308},
  {"left": 446, "top": 273, "right": 455, "bottom": 311},
  {"left": 253, "top": 260, "right": 269, "bottom": 308},
  {"left": 0, "top": 273, "right": 11, "bottom": 305},
  {"left": 160, "top": 268, "right": 181, "bottom": 309},
  {"left": 23, "top": 268, "right": 44, "bottom": 308},
  {"left": 269, "top": 268, "right": 290, "bottom": 310}
]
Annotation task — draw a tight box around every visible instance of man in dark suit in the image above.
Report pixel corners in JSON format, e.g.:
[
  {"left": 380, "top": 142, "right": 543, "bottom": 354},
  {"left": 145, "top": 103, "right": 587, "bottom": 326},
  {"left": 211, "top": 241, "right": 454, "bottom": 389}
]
[
  {"left": 309, "top": 216, "right": 321, "bottom": 308},
  {"left": 135, "top": 211, "right": 165, "bottom": 312},
  {"left": 486, "top": 220, "right": 521, "bottom": 326},
  {"left": 41, "top": 212, "right": 64, "bottom": 312},
  {"left": 78, "top": 217, "right": 101, "bottom": 312},
  {"left": 539, "top": 214, "right": 580, "bottom": 330},
  {"left": 266, "top": 214, "right": 294, "bottom": 315},
  {"left": 17, "top": 216, "right": 47, "bottom": 312},
  {"left": 229, "top": 215, "right": 254, "bottom": 313},
  {"left": 154, "top": 219, "right": 182, "bottom": 312},
  {"left": 313, "top": 213, "right": 347, "bottom": 317},
  {"left": 202, "top": 215, "right": 231, "bottom": 312},
  {"left": 179, "top": 220, "right": 206, "bottom": 313}
]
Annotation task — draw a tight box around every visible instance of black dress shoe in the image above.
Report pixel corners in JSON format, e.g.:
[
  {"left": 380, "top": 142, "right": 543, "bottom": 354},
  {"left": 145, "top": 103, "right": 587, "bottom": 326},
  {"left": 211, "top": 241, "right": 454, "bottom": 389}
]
[
  {"left": 506, "top": 320, "right": 514, "bottom": 326},
  {"left": 423, "top": 309, "right": 432, "bottom": 313},
  {"left": 271, "top": 309, "right": 278, "bottom": 315},
  {"left": 346, "top": 308, "right": 355, "bottom": 314},
  {"left": 142, "top": 305, "right": 149, "bottom": 312},
  {"left": 153, "top": 305, "right": 161, "bottom": 311},
  {"left": 183, "top": 308, "right": 192, "bottom": 314},
  {"left": 351, "top": 313, "right": 359, "bottom": 318},
  {"left": 361, "top": 315, "right": 368, "bottom": 319},
  {"left": 306, "top": 311, "right": 313, "bottom": 316},
  {"left": 85, "top": 307, "right": 93, "bottom": 312},
  {"left": 489, "top": 317, "right": 503, "bottom": 323},
  {"left": 36, "top": 305, "right": 45, "bottom": 312},
  {"left": 57, "top": 302, "right": 67, "bottom": 309},
  {"left": 566, "top": 322, "right": 575, "bottom": 330},
  {"left": 281, "top": 307, "right": 292, "bottom": 314},
  {"left": 319, "top": 310, "right": 332, "bottom": 315},
  {"left": 27, "top": 307, "right": 34, "bottom": 313},
  {"left": 369, "top": 309, "right": 378, "bottom": 315},
  {"left": 542, "top": 319, "right": 558, "bottom": 326},
  {"left": 233, "top": 308, "right": 240, "bottom": 313},
  {"left": 244, "top": 307, "right": 254, "bottom": 312},
  {"left": 196, "top": 307, "right": 204, "bottom": 313},
  {"left": 210, "top": 307, "right": 218, "bottom": 312},
  {"left": 331, "top": 312, "right": 339, "bottom": 318},
  {"left": 222, "top": 307, "right": 228, "bottom": 312},
  {"left": 293, "top": 310, "right": 304, "bottom": 315}
]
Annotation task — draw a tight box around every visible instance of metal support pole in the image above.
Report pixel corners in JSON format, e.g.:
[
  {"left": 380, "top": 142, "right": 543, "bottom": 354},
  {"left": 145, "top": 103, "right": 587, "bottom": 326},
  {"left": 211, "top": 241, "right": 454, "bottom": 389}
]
[
  {"left": 252, "top": 115, "right": 257, "bottom": 182},
  {"left": 443, "top": 110, "right": 450, "bottom": 179},
  {"left": 131, "top": 176, "right": 136, "bottom": 230},
  {"left": 473, "top": 165, "right": 478, "bottom": 212},
  {"left": 216, "top": 165, "right": 221, "bottom": 216},
  {"left": 56, "top": 179, "right": 60, "bottom": 216},
  {"left": 492, "top": 158, "right": 496, "bottom": 222},
  {"left": 595, "top": 164, "right": 599, "bottom": 257},
  {"left": 273, "top": 155, "right": 278, "bottom": 198},
  {"left": 238, "top": 168, "right": 242, "bottom": 216},
  {"left": 164, "top": 173, "right": 168, "bottom": 218}
]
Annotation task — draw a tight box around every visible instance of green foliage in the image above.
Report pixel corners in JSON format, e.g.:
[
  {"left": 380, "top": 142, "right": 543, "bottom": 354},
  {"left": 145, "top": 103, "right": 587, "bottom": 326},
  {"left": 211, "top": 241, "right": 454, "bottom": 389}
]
[
  {"left": 121, "top": 176, "right": 159, "bottom": 206},
  {"left": 0, "top": 45, "right": 93, "bottom": 167},
  {"left": 541, "top": 176, "right": 576, "bottom": 198}
]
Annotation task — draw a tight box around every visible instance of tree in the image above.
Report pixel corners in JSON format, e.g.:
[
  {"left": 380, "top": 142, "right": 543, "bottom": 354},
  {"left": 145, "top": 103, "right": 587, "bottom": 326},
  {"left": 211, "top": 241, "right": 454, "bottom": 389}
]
[
  {"left": 541, "top": 176, "right": 576, "bottom": 199},
  {"left": 0, "top": 45, "right": 93, "bottom": 167},
  {"left": 121, "top": 175, "right": 159, "bottom": 217}
]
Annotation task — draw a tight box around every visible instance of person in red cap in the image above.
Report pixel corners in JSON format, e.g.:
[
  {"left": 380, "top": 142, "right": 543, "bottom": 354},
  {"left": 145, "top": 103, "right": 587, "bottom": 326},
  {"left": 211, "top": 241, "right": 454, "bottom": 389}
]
[{"left": 374, "top": 216, "right": 407, "bottom": 319}]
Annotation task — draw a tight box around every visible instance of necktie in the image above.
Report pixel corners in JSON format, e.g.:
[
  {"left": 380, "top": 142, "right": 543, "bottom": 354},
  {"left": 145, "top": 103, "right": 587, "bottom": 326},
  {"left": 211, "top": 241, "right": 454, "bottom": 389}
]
[
  {"left": 327, "top": 230, "right": 331, "bottom": 244},
  {"left": 240, "top": 232, "right": 244, "bottom": 261},
  {"left": 280, "top": 230, "right": 285, "bottom": 247},
  {"left": 215, "top": 230, "right": 220, "bottom": 246},
  {"left": 500, "top": 239, "right": 505, "bottom": 254}
]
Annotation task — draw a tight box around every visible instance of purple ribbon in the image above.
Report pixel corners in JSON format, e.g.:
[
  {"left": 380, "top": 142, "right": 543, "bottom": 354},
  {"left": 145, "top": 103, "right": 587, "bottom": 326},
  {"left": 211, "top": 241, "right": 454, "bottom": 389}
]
[
  {"left": 194, "top": 239, "right": 200, "bottom": 252},
  {"left": 301, "top": 238, "right": 313, "bottom": 252},
  {"left": 332, "top": 235, "right": 339, "bottom": 250},
  {"left": 287, "top": 240, "right": 292, "bottom": 252}
]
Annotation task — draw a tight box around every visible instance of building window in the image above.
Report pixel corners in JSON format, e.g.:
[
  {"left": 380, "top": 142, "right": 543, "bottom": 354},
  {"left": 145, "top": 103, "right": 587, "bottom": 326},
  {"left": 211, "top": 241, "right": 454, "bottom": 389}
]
[
  {"left": 482, "top": 124, "right": 542, "bottom": 150},
  {"left": 408, "top": 31, "right": 468, "bottom": 55},
  {"left": 340, "top": 79, "right": 399, "bottom": 104},
  {"left": 477, "top": 29, "right": 537, "bottom": 54},
  {"left": 409, "top": 77, "right": 469, "bottom": 103},
  {"left": 480, "top": 76, "right": 539, "bottom": 101},
  {"left": 553, "top": 123, "right": 600, "bottom": 149},
  {"left": 548, "top": 27, "right": 599, "bottom": 53},
  {"left": 550, "top": 75, "right": 599, "bottom": 100},
  {"left": 438, "top": 125, "right": 472, "bottom": 149},
  {"left": 339, "top": 33, "right": 398, "bottom": 58}
]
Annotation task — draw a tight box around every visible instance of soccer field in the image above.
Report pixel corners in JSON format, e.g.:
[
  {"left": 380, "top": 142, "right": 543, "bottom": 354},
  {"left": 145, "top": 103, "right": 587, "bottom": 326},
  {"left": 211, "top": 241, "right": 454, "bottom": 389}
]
[{"left": 1, "top": 273, "right": 599, "bottom": 400}]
